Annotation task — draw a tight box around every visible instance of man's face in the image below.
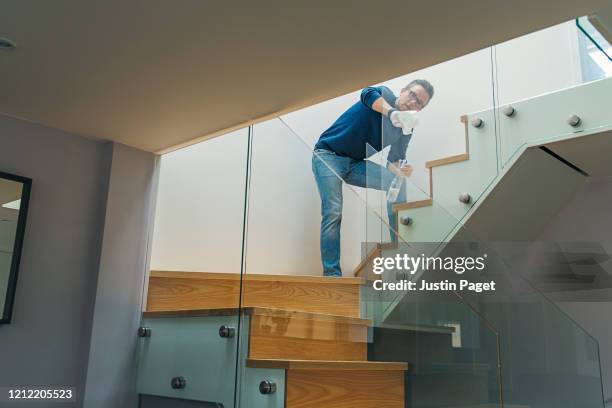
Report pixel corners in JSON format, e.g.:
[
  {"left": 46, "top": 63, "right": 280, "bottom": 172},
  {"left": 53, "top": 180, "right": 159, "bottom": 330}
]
[{"left": 396, "top": 85, "right": 430, "bottom": 112}]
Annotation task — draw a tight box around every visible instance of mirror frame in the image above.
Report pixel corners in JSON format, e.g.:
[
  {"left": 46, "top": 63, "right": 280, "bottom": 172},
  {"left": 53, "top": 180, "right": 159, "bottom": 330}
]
[{"left": 0, "top": 171, "right": 32, "bottom": 324}]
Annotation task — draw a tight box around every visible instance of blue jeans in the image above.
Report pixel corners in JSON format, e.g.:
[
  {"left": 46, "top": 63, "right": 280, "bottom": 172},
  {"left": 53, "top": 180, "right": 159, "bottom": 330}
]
[{"left": 312, "top": 149, "right": 406, "bottom": 276}]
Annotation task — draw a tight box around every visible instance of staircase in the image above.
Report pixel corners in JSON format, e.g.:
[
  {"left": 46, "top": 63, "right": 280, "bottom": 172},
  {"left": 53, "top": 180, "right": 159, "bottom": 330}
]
[
  {"left": 394, "top": 77, "right": 612, "bottom": 241},
  {"left": 137, "top": 69, "right": 612, "bottom": 408},
  {"left": 138, "top": 271, "right": 414, "bottom": 407},
  {"left": 357, "top": 76, "right": 612, "bottom": 321}
]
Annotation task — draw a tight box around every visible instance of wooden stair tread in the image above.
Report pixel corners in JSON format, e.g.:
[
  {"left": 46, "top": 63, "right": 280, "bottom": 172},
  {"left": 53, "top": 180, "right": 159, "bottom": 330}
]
[
  {"left": 247, "top": 358, "right": 408, "bottom": 371},
  {"left": 425, "top": 153, "right": 470, "bottom": 168},
  {"left": 392, "top": 198, "right": 433, "bottom": 213},
  {"left": 147, "top": 271, "right": 362, "bottom": 317},
  {"left": 143, "top": 306, "right": 372, "bottom": 325},
  {"left": 150, "top": 271, "right": 364, "bottom": 285}
]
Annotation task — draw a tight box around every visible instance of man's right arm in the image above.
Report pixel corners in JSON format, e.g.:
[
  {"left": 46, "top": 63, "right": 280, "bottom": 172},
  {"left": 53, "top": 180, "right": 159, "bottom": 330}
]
[{"left": 360, "top": 87, "right": 395, "bottom": 116}]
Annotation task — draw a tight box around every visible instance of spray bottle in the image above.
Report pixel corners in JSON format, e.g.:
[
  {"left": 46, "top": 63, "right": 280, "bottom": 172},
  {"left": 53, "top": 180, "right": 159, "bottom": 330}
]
[{"left": 386, "top": 159, "right": 409, "bottom": 202}]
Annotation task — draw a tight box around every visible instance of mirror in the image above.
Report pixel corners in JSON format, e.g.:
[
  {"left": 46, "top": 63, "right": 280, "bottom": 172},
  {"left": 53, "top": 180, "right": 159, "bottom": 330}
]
[{"left": 0, "top": 171, "right": 31, "bottom": 324}]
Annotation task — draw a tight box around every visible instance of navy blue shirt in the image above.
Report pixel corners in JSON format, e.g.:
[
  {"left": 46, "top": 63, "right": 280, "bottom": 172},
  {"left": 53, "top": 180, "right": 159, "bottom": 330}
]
[{"left": 315, "top": 86, "right": 411, "bottom": 162}]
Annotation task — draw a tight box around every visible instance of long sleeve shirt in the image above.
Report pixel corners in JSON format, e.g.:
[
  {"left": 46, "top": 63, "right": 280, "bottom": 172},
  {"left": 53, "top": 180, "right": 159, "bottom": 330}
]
[{"left": 314, "top": 86, "right": 412, "bottom": 162}]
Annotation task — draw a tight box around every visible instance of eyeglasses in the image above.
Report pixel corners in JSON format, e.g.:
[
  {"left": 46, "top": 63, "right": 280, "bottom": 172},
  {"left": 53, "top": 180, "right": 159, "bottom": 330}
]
[{"left": 408, "top": 90, "right": 425, "bottom": 110}]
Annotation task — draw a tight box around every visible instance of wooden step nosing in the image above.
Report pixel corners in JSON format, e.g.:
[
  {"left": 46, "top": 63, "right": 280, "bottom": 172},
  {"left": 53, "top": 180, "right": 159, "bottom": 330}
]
[
  {"left": 353, "top": 242, "right": 400, "bottom": 277},
  {"left": 150, "top": 271, "right": 364, "bottom": 285},
  {"left": 143, "top": 307, "right": 242, "bottom": 319},
  {"left": 248, "top": 307, "right": 372, "bottom": 324},
  {"left": 352, "top": 246, "right": 381, "bottom": 277},
  {"left": 247, "top": 358, "right": 408, "bottom": 371},
  {"left": 425, "top": 153, "right": 470, "bottom": 169},
  {"left": 143, "top": 306, "right": 372, "bottom": 325},
  {"left": 392, "top": 198, "right": 433, "bottom": 213}
]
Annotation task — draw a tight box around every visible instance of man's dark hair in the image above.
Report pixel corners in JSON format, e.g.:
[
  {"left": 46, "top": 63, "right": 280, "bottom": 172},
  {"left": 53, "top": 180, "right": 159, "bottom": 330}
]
[{"left": 404, "top": 79, "right": 434, "bottom": 100}]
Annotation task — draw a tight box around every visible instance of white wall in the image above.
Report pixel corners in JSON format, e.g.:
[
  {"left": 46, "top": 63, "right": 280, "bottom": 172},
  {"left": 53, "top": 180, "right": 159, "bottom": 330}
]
[
  {"left": 151, "top": 128, "right": 249, "bottom": 273},
  {"left": 495, "top": 21, "right": 582, "bottom": 105},
  {"left": 150, "top": 122, "right": 367, "bottom": 276},
  {"left": 247, "top": 119, "right": 366, "bottom": 276}
]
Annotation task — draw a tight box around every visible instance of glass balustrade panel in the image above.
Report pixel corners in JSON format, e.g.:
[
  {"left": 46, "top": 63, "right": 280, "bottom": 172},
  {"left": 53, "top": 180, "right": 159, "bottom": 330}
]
[
  {"left": 137, "top": 127, "right": 251, "bottom": 407},
  {"left": 495, "top": 19, "right": 612, "bottom": 168}
]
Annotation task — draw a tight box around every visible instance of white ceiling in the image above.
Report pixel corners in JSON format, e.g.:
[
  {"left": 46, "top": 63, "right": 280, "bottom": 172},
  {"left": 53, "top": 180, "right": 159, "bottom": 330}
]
[{"left": 0, "top": 0, "right": 608, "bottom": 153}]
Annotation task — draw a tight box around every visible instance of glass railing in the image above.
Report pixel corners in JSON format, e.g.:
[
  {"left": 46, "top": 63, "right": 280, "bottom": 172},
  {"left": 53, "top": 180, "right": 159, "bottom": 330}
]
[
  {"left": 454, "top": 234, "right": 605, "bottom": 407},
  {"left": 372, "top": 122, "right": 605, "bottom": 407},
  {"left": 495, "top": 20, "right": 612, "bottom": 168},
  {"left": 232, "top": 117, "right": 503, "bottom": 408},
  {"left": 137, "top": 128, "right": 250, "bottom": 407},
  {"left": 136, "top": 18, "right": 612, "bottom": 408},
  {"left": 577, "top": 16, "right": 612, "bottom": 67},
  {"left": 477, "top": 30, "right": 608, "bottom": 408}
]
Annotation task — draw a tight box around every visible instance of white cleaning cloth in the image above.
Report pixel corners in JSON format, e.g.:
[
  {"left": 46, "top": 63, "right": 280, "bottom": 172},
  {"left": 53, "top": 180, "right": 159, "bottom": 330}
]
[{"left": 390, "top": 110, "right": 419, "bottom": 135}]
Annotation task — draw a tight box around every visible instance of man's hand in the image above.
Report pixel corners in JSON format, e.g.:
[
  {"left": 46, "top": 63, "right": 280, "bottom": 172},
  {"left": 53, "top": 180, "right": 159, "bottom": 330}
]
[
  {"left": 389, "top": 161, "right": 413, "bottom": 178},
  {"left": 390, "top": 110, "right": 419, "bottom": 135},
  {"left": 400, "top": 164, "right": 413, "bottom": 178}
]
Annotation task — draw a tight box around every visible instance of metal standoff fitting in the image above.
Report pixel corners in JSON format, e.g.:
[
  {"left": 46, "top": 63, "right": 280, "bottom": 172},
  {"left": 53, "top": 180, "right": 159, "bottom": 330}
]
[
  {"left": 396, "top": 271, "right": 410, "bottom": 281},
  {"left": 400, "top": 215, "right": 413, "bottom": 226},
  {"left": 259, "top": 380, "right": 277, "bottom": 395},
  {"left": 567, "top": 114, "right": 582, "bottom": 127},
  {"left": 137, "top": 326, "right": 152, "bottom": 338},
  {"left": 219, "top": 325, "right": 236, "bottom": 338},
  {"left": 471, "top": 117, "right": 484, "bottom": 128},
  {"left": 171, "top": 376, "right": 187, "bottom": 389},
  {"left": 459, "top": 193, "right": 472, "bottom": 204},
  {"left": 502, "top": 105, "right": 515, "bottom": 117}
]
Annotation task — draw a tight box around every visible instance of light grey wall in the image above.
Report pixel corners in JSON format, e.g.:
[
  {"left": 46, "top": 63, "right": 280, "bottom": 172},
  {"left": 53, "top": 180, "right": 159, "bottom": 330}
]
[
  {"left": 539, "top": 176, "right": 612, "bottom": 402},
  {"left": 0, "top": 113, "right": 158, "bottom": 408},
  {"left": 83, "top": 143, "right": 158, "bottom": 408},
  {"left": 0, "top": 114, "right": 112, "bottom": 407}
]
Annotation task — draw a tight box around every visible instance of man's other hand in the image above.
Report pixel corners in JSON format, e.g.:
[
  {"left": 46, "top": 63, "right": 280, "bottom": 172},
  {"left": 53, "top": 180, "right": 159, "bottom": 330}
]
[
  {"left": 390, "top": 161, "right": 413, "bottom": 178},
  {"left": 400, "top": 164, "right": 414, "bottom": 178},
  {"left": 390, "top": 110, "right": 419, "bottom": 135}
]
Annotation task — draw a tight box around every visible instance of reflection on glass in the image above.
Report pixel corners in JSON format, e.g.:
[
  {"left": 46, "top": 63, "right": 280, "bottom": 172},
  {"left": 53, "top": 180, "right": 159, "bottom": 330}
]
[
  {"left": 576, "top": 16, "right": 612, "bottom": 82},
  {"left": 0, "top": 174, "right": 30, "bottom": 324}
]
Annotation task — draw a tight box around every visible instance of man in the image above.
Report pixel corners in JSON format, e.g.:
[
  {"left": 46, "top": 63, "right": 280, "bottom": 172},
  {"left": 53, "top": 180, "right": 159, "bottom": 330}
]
[{"left": 312, "top": 79, "right": 434, "bottom": 277}]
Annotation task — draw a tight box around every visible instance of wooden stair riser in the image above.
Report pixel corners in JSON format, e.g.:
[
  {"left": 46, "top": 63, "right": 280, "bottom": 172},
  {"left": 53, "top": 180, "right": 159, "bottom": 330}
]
[
  {"left": 146, "top": 273, "right": 361, "bottom": 318},
  {"left": 248, "top": 313, "right": 368, "bottom": 361},
  {"left": 243, "top": 280, "right": 360, "bottom": 318},
  {"left": 286, "top": 369, "right": 405, "bottom": 408},
  {"left": 147, "top": 276, "right": 236, "bottom": 311}
]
